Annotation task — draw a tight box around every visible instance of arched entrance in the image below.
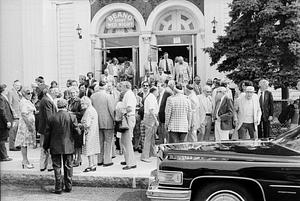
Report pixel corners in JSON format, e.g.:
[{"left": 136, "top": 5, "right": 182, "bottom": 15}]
[
  {"left": 147, "top": 0, "right": 205, "bottom": 80},
  {"left": 90, "top": 3, "right": 146, "bottom": 82}
]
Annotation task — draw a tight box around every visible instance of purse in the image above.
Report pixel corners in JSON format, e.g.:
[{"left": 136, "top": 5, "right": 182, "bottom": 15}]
[{"left": 118, "top": 115, "right": 129, "bottom": 132}]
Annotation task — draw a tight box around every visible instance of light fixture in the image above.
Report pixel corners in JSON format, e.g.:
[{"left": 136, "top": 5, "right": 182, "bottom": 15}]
[
  {"left": 76, "top": 24, "right": 82, "bottom": 39},
  {"left": 211, "top": 17, "right": 217, "bottom": 33}
]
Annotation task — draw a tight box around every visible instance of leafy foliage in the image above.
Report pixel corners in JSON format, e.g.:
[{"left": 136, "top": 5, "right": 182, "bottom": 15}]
[{"left": 204, "top": 0, "right": 300, "bottom": 88}]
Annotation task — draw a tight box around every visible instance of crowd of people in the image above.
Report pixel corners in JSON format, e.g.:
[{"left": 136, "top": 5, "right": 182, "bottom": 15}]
[{"left": 1, "top": 51, "right": 300, "bottom": 193}]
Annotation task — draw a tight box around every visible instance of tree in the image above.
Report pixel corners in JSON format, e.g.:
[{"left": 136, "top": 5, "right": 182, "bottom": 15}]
[{"left": 204, "top": 0, "right": 300, "bottom": 95}]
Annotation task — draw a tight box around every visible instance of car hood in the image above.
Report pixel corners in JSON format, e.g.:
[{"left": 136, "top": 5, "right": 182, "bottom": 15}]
[{"left": 159, "top": 140, "right": 300, "bottom": 163}]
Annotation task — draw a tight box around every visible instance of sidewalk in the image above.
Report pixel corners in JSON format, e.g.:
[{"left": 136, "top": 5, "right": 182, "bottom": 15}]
[{"left": 0, "top": 143, "right": 156, "bottom": 189}]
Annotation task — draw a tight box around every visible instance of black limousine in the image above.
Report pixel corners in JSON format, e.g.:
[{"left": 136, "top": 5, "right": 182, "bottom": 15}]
[{"left": 146, "top": 126, "right": 300, "bottom": 201}]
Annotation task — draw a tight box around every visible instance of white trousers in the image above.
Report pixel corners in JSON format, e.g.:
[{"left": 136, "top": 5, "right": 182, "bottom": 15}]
[{"left": 214, "top": 120, "right": 230, "bottom": 142}]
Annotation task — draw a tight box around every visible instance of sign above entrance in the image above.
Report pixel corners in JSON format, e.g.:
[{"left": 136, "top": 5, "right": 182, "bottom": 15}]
[{"left": 106, "top": 11, "right": 134, "bottom": 29}]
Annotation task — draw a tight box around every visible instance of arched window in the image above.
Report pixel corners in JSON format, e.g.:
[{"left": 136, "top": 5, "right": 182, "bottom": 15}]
[{"left": 155, "top": 10, "right": 195, "bottom": 32}]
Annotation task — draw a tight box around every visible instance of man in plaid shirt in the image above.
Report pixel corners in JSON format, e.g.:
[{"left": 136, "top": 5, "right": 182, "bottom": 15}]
[{"left": 165, "top": 83, "right": 192, "bottom": 143}]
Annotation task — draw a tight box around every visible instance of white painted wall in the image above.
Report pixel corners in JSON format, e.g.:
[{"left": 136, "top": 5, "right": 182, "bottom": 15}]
[
  {"left": 0, "top": 0, "right": 23, "bottom": 87},
  {"left": 204, "top": 0, "right": 232, "bottom": 81}
]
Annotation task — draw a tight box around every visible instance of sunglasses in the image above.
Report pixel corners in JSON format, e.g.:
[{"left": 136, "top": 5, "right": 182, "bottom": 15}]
[
  {"left": 143, "top": 85, "right": 149, "bottom": 87},
  {"left": 26, "top": 92, "right": 32, "bottom": 95}
]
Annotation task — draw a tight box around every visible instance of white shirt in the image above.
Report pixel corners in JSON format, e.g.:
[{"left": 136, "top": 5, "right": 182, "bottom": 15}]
[
  {"left": 123, "top": 89, "right": 137, "bottom": 116},
  {"left": 243, "top": 98, "right": 254, "bottom": 123},
  {"left": 144, "top": 93, "right": 159, "bottom": 115}
]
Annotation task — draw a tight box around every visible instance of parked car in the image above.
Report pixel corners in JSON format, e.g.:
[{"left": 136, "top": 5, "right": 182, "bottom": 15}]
[{"left": 146, "top": 126, "right": 300, "bottom": 201}]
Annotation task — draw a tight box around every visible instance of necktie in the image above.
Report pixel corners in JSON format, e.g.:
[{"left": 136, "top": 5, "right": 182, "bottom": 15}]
[
  {"left": 165, "top": 59, "right": 169, "bottom": 72},
  {"left": 150, "top": 61, "right": 153, "bottom": 72},
  {"left": 260, "top": 92, "right": 263, "bottom": 107}
]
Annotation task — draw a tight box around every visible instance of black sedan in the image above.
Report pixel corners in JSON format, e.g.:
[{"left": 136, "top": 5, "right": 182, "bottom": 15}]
[{"left": 146, "top": 126, "right": 300, "bottom": 201}]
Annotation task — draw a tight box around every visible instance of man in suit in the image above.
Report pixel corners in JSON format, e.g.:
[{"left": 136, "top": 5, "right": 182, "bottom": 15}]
[
  {"left": 91, "top": 81, "right": 115, "bottom": 167},
  {"left": 39, "top": 87, "right": 57, "bottom": 171},
  {"left": 144, "top": 55, "right": 158, "bottom": 76},
  {"left": 213, "top": 87, "right": 234, "bottom": 141},
  {"left": 44, "top": 99, "right": 80, "bottom": 194},
  {"left": 165, "top": 83, "right": 191, "bottom": 143},
  {"left": 7, "top": 80, "right": 22, "bottom": 151},
  {"left": 158, "top": 80, "right": 174, "bottom": 144},
  {"left": 234, "top": 86, "right": 261, "bottom": 139},
  {"left": 159, "top": 52, "right": 174, "bottom": 75},
  {"left": 0, "top": 84, "right": 14, "bottom": 161},
  {"left": 86, "top": 72, "right": 96, "bottom": 87},
  {"left": 258, "top": 79, "right": 274, "bottom": 138}
]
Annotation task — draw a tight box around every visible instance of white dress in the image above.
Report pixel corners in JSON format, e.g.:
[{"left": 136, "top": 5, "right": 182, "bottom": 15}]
[{"left": 81, "top": 106, "right": 100, "bottom": 156}]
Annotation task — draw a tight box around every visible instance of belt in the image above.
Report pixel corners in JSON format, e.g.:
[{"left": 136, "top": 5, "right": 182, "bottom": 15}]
[{"left": 206, "top": 113, "right": 212, "bottom": 116}]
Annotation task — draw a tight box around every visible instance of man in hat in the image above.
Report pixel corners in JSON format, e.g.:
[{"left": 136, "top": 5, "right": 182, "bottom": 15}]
[
  {"left": 44, "top": 98, "right": 80, "bottom": 194},
  {"left": 165, "top": 83, "right": 191, "bottom": 143},
  {"left": 90, "top": 81, "right": 115, "bottom": 167},
  {"left": 234, "top": 86, "right": 261, "bottom": 139},
  {"left": 0, "top": 84, "right": 14, "bottom": 161},
  {"left": 213, "top": 87, "right": 234, "bottom": 141}
]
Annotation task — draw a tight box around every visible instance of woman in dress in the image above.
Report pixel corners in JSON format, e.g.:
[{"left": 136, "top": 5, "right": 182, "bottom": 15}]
[
  {"left": 80, "top": 96, "right": 100, "bottom": 172},
  {"left": 15, "top": 87, "right": 36, "bottom": 168},
  {"left": 67, "top": 86, "right": 84, "bottom": 167}
]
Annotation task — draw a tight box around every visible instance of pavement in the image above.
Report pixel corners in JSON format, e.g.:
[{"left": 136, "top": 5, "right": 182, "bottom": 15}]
[{"left": 0, "top": 143, "right": 156, "bottom": 189}]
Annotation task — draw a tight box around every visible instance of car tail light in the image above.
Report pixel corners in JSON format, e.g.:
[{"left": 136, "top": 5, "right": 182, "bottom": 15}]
[{"left": 157, "top": 171, "right": 183, "bottom": 185}]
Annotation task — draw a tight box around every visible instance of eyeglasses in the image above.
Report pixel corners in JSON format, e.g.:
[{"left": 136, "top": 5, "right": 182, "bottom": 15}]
[
  {"left": 143, "top": 85, "right": 149, "bottom": 87},
  {"left": 26, "top": 92, "right": 32, "bottom": 95}
]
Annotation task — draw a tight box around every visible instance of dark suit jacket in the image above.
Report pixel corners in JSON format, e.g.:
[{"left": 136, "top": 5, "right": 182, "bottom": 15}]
[
  {"left": 260, "top": 90, "right": 274, "bottom": 121},
  {"left": 217, "top": 96, "right": 234, "bottom": 130},
  {"left": 44, "top": 110, "right": 80, "bottom": 155},
  {"left": 158, "top": 88, "right": 173, "bottom": 123},
  {"left": 38, "top": 95, "right": 57, "bottom": 135},
  {"left": 0, "top": 94, "right": 14, "bottom": 140}
]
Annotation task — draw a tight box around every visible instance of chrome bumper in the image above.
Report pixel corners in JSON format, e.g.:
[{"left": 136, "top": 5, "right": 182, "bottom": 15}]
[{"left": 146, "top": 181, "right": 191, "bottom": 201}]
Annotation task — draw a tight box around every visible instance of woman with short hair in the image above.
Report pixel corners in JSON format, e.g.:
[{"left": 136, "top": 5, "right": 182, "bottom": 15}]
[
  {"left": 15, "top": 87, "right": 36, "bottom": 168},
  {"left": 80, "top": 96, "right": 100, "bottom": 172}
]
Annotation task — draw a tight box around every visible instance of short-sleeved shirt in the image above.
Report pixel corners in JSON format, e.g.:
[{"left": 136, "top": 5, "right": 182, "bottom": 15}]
[
  {"left": 144, "top": 93, "right": 159, "bottom": 115},
  {"left": 122, "top": 90, "right": 137, "bottom": 116}
]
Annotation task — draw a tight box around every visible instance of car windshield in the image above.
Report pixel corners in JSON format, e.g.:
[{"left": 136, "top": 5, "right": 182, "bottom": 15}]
[{"left": 274, "top": 126, "right": 300, "bottom": 153}]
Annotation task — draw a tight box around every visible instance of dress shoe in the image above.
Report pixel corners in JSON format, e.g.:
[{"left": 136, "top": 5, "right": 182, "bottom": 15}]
[
  {"left": 141, "top": 158, "right": 151, "bottom": 163},
  {"left": 40, "top": 168, "right": 46, "bottom": 172},
  {"left": 51, "top": 190, "right": 62, "bottom": 194},
  {"left": 48, "top": 169, "right": 54, "bottom": 172},
  {"left": 9, "top": 148, "right": 20, "bottom": 151},
  {"left": 97, "top": 163, "right": 103, "bottom": 166},
  {"left": 103, "top": 162, "right": 113, "bottom": 167},
  {"left": 0, "top": 157, "right": 12, "bottom": 162},
  {"left": 122, "top": 165, "right": 137, "bottom": 170},
  {"left": 64, "top": 188, "right": 72, "bottom": 193},
  {"left": 120, "top": 161, "right": 126, "bottom": 165},
  {"left": 112, "top": 156, "right": 116, "bottom": 159},
  {"left": 83, "top": 166, "right": 96, "bottom": 172}
]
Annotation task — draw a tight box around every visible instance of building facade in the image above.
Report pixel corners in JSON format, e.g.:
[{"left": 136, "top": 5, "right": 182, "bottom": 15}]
[{"left": 0, "top": 0, "right": 231, "bottom": 87}]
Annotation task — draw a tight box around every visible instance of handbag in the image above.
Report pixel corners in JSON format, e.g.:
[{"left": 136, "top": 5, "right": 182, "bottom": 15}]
[{"left": 118, "top": 115, "right": 129, "bottom": 132}]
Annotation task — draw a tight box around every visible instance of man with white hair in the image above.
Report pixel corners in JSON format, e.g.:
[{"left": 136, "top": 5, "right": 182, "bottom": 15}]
[
  {"left": 213, "top": 87, "right": 234, "bottom": 141},
  {"left": 258, "top": 79, "right": 274, "bottom": 138},
  {"left": 174, "top": 56, "right": 190, "bottom": 84},
  {"left": 185, "top": 84, "right": 200, "bottom": 142},
  {"left": 165, "top": 83, "right": 191, "bottom": 143},
  {"left": 234, "top": 86, "right": 261, "bottom": 139},
  {"left": 120, "top": 81, "right": 137, "bottom": 170},
  {"left": 198, "top": 85, "right": 213, "bottom": 141}
]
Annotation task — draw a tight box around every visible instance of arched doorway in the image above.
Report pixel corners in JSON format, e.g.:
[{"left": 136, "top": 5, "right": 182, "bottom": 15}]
[
  {"left": 147, "top": 0, "right": 205, "bottom": 81},
  {"left": 90, "top": 3, "right": 145, "bottom": 83}
]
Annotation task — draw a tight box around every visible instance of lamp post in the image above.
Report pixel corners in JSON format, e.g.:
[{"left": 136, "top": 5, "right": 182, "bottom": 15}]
[
  {"left": 76, "top": 24, "right": 82, "bottom": 39},
  {"left": 211, "top": 17, "right": 217, "bottom": 33}
]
